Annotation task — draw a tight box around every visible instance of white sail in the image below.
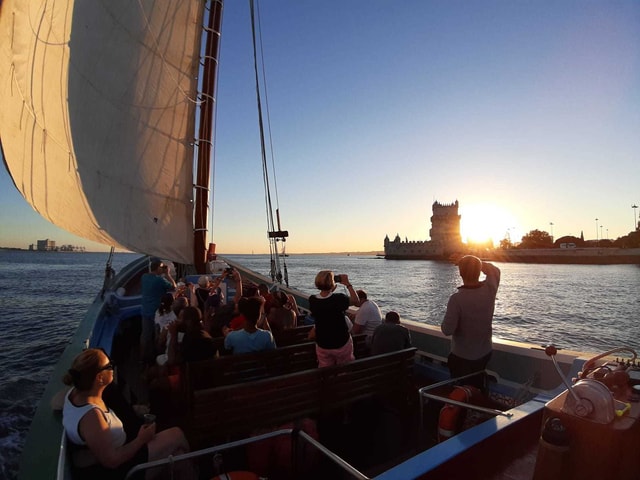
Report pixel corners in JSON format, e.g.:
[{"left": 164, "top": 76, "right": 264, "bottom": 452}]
[{"left": 0, "top": 0, "right": 205, "bottom": 264}]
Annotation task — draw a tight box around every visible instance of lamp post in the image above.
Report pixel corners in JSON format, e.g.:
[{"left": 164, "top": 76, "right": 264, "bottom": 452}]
[
  {"left": 595, "top": 218, "right": 599, "bottom": 246},
  {"left": 549, "top": 222, "right": 554, "bottom": 244},
  {"left": 600, "top": 225, "right": 603, "bottom": 242},
  {"left": 633, "top": 205, "right": 638, "bottom": 231}
]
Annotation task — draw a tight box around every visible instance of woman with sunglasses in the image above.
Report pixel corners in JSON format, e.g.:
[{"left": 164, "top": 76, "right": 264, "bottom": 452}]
[{"left": 62, "top": 348, "right": 190, "bottom": 479}]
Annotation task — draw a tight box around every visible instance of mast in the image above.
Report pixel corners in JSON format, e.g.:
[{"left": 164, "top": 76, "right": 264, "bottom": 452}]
[{"left": 194, "top": 0, "right": 224, "bottom": 273}]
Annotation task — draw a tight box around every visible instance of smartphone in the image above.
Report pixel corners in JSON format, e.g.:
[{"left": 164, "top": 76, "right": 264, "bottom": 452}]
[{"left": 334, "top": 275, "right": 342, "bottom": 283}]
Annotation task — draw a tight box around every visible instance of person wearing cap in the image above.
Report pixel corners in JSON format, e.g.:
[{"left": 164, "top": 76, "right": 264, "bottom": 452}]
[
  {"left": 441, "top": 255, "right": 500, "bottom": 389},
  {"left": 141, "top": 258, "right": 176, "bottom": 365}
]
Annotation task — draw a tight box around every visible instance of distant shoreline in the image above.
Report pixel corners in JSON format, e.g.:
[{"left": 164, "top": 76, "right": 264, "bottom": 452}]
[
  {"left": 483, "top": 247, "right": 640, "bottom": 265},
  {"left": 0, "top": 247, "right": 93, "bottom": 253},
  {"left": 0, "top": 247, "right": 385, "bottom": 256}
]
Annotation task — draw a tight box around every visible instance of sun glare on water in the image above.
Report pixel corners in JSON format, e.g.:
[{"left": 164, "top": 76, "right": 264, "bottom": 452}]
[{"left": 460, "top": 204, "right": 520, "bottom": 246}]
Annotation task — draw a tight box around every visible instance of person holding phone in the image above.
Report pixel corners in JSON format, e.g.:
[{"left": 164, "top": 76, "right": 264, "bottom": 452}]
[
  {"left": 308, "top": 270, "right": 360, "bottom": 367},
  {"left": 441, "top": 256, "right": 501, "bottom": 389}
]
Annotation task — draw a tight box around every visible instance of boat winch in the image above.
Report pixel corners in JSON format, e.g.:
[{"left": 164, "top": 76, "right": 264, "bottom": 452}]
[{"left": 533, "top": 345, "right": 640, "bottom": 480}]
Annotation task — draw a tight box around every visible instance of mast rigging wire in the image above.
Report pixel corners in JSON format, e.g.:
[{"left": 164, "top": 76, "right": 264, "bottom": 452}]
[{"left": 249, "top": 0, "right": 288, "bottom": 285}]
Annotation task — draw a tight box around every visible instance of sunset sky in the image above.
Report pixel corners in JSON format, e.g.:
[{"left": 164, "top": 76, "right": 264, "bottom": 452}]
[{"left": 1, "top": 1, "right": 638, "bottom": 254}]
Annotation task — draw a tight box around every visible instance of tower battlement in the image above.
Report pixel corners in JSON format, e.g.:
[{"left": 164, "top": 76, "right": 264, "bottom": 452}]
[{"left": 384, "top": 200, "right": 462, "bottom": 259}]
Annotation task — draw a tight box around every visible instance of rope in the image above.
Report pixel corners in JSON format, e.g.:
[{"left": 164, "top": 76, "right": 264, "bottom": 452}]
[{"left": 249, "top": 0, "right": 286, "bottom": 282}]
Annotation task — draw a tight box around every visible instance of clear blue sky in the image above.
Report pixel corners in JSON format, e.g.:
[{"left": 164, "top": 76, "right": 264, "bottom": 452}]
[{"left": 1, "top": 0, "right": 639, "bottom": 253}]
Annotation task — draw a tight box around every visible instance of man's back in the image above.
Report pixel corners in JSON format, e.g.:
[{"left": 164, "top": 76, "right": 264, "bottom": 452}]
[
  {"left": 141, "top": 273, "right": 172, "bottom": 316},
  {"left": 371, "top": 322, "right": 411, "bottom": 355},
  {"left": 441, "top": 260, "right": 500, "bottom": 361},
  {"left": 224, "top": 329, "right": 276, "bottom": 355},
  {"left": 354, "top": 299, "right": 382, "bottom": 343}
]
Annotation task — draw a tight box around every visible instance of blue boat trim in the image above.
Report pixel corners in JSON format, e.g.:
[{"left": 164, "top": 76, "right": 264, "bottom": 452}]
[{"left": 373, "top": 399, "right": 544, "bottom": 479}]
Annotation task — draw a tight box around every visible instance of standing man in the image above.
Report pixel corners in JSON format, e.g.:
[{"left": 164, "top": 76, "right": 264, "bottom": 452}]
[
  {"left": 352, "top": 290, "right": 382, "bottom": 348},
  {"left": 141, "top": 258, "right": 176, "bottom": 364},
  {"left": 441, "top": 256, "right": 500, "bottom": 389}
]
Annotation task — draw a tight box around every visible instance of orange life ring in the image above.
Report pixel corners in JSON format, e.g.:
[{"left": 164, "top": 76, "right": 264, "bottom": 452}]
[{"left": 437, "top": 385, "right": 482, "bottom": 442}]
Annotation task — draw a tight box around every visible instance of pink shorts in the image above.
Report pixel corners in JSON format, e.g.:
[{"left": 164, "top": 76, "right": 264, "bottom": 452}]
[{"left": 316, "top": 337, "right": 354, "bottom": 367}]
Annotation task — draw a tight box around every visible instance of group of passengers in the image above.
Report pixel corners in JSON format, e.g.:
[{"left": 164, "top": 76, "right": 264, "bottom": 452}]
[
  {"left": 145, "top": 264, "right": 287, "bottom": 368},
  {"left": 308, "top": 254, "right": 501, "bottom": 386},
  {"left": 307, "top": 270, "right": 413, "bottom": 368},
  {"left": 60, "top": 255, "right": 498, "bottom": 478}
]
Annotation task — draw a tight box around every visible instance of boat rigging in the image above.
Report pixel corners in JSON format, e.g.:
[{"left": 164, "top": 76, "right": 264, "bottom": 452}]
[{"left": 249, "top": 0, "right": 290, "bottom": 286}]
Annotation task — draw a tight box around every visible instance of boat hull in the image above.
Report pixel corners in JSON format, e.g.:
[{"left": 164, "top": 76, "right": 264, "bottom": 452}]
[
  {"left": 19, "top": 256, "right": 614, "bottom": 480},
  {"left": 17, "top": 256, "right": 149, "bottom": 480}
]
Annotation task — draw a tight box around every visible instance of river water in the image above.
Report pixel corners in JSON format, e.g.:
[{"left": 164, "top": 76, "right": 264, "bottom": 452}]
[{"left": 1, "top": 250, "right": 639, "bottom": 478}]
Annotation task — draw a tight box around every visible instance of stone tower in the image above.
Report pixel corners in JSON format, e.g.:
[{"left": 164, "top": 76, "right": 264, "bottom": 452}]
[{"left": 429, "top": 200, "right": 462, "bottom": 254}]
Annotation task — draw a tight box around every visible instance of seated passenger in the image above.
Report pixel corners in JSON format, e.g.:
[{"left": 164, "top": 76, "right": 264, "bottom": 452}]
[
  {"left": 173, "top": 280, "right": 196, "bottom": 310},
  {"left": 171, "top": 306, "right": 217, "bottom": 363},
  {"left": 267, "top": 291, "right": 297, "bottom": 334},
  {"left": 203, "top": 286, "right": 224, "bottom": 334},
  {"left": 155, "top": 293, "right": 177, "bottom": 333},
  {"left": 224, "top": 296, "right": 276, "bottom": 355},
  {"left": 351, "top": 290, "right": 383, "bottom": 347},
  {"left": 171, "top": 296, "right": 189, "bottom": 317},
  {"left": 257, "top": 283, "right": 274, "bottom": 314},
  {"left": 154, "top": 293, "right": 178, "bottom": 353},
  {"left": 193, "top": 275, "right": 211, "bottom": 313},
  {"left": 222, "top": 269, "right": 247, "bottom": 331},
  {"left": 62, "top": 348, "right": 190, "bottom": 479},
  {"left": 285, "top": 293, "right": 302, "bottom": 324},
  {"left": 370, "top": 311, "right": 412, "bottom": 356}
]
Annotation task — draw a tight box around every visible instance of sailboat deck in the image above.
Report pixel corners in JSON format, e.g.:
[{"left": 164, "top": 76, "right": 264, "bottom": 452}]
[{"left": 108, "top": 313, "right": 548, "bottom": 480}]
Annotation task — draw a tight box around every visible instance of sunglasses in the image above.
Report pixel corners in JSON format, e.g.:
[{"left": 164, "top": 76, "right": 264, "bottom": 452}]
[{"left": 98, "top": 362, "right": 115, "bottom": 372}]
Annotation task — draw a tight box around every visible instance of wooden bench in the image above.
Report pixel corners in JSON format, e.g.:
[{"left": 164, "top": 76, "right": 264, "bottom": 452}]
[
  {"left": 181, "top": 332, "right": 369, "bottom": 407},
  {"left": 183, "top": 341, "right": 318, "bottom": 391},
  {"left": 187, "top": 347, "right": 416, "bottom": 449},
  {"left": 272, "top": 326, "right": 368, "bottom": 357},
  {"left": 186, "top": 332, "right": 368, "bottom": 391},
  {"left": 272, "top": 325, "right": 314, "bottom": 347},
  {"left": 351, "top": 333, "right": 369, "bottom": 359}
]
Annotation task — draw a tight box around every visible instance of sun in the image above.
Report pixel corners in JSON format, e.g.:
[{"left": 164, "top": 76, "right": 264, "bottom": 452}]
[{"left": 460, "top": 204, "right": 518, "bottom": 246}]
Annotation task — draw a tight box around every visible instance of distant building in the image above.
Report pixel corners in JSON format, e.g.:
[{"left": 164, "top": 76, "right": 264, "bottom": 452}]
[
  {"left": 59, "top": 244, "right": 86, "bottom": 252},
  {"left": 30, "top": 239, "right": 85, "bottom": 252},
  {"left": 37, "top": 239, "right": 56, "bottom": 251},
  {"left": 384, "top": 200, "right": 463, "bottom": 259}
]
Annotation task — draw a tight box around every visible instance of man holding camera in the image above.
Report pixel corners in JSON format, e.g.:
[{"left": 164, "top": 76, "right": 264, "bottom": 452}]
[
  {"left": 141, "top": 258, "right": 176, "bottom": 365},
  {"left": 441, "top": 255, "right": 500, "bottom": 389}
]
